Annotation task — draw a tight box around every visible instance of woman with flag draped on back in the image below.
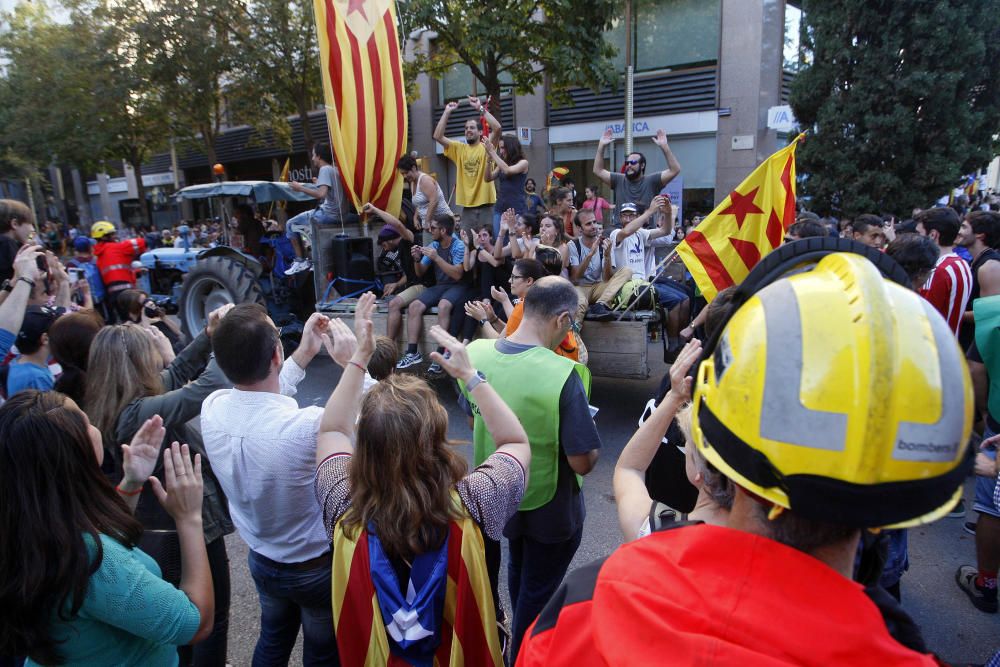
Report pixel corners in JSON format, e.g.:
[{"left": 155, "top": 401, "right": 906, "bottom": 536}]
[{"left": 313, "top": 293, "right": 531, "bottom": 667}]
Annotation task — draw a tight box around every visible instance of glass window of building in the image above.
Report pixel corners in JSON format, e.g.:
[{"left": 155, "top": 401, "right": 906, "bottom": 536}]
[
  {"left": 636, "top": 0, "right": 721, "bottom": 71},
  {"left": 603, "top": 0, "right": 720, "bottom": 73},
  {"left": 784, "top": 3, "right": 805, "bottom": 72}
]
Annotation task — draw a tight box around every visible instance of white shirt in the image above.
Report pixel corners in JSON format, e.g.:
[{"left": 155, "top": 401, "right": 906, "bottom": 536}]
[
  {"left": 200, "top": 358, "right": 329, "bottom": 563},
  {"left": 610, "top": 227, "right": 674, "bottom": 279}
]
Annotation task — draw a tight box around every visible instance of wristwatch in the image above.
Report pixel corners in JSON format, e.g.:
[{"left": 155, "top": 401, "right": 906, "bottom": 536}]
[{"left": 465, "top": 370, "right": 487, "bottom": 392}]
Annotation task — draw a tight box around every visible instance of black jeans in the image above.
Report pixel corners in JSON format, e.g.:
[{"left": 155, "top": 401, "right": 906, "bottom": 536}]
[{"left": 507, "top": 527, "right": 583, "bottom": 665}]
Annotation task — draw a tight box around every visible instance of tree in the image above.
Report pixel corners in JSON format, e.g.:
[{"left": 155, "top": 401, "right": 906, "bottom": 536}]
[
  {"left": 790, "top": 1, "right": 1000, "bottom": 216},
  {"left": 75, "top": 0, "right": 172, "bottom": 226},
  {"left": 139, "top": 0, "right": 290, "bottom": 169},
  {"left": 229, "top": 0, "right": 323, "bottom": 149},
  {"left": 0, "top": 1, "right": 172, "bottom": 226},
  {"left": 0, "top": 3, "right": 106, "bottom": 174},
  {"left": 397, "top": 0, "right": 620, "bottom": 114}
]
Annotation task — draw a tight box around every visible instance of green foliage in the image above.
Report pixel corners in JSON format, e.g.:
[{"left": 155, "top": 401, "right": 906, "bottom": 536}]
[
  {"left": 790, "top": 1, "right": 1000, "bottom": 216},
  {"left": 397, "top": 0, "right": 620, "bottom": 109},
  {"left": 227, "top": 0, "right": 323, "bottom": 148},
  {"left": 0, "top": 2, "right": 110, "bottom": 174}
]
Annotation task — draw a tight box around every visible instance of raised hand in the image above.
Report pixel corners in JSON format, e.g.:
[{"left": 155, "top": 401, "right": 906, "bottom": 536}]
[
  {"left": 121, "top": 415, "right": 166, "bottom": 489},
  {"left": 667, "top": 339, "right": 702, "bottom": 402},
  {"left": 300, "top": 311, "right": 331, "bottom": 357},
  {"left": 460, "top": 229, "right": 470, "bottom": 247},
  {"left": 353, "top": 292, "right": 376, "bottom": 361},
  {"left": 652, "top": 129, "right": 669, "bottom": 147},
  {"left": 206, "top": 303, "right": 235, "bottom": 337},
  {"left": 480, "top": 300, "right": 497, "bottom": 322},
  {"left": 428, "top": 325, "right": 475, "bottom": 382},
  {"left": 490, "top": 285, "right": 511, "bottom": 305},
  {"left": 322, "top": 318, "right": 358, "bottom": 368},
  {"left": 598, "top": 128, "right": 614, "bottom": 147},
  {"left": 467, "top": 95, "right": 482, "bottom": 111},
  {"left": 500, "top": 208, "right": 515, "bottom": 231},
  {"left": 145, "top": 325, "right": 175, "bottom": 366},
  {"left": 12, "top": 244, "right": 46, "bottom": 282},
  {"left": 149, "top": 443, "right": 203, "bottom": 524},
  {"left": 465, "top": 300, "right": 488, "bottom": 321},
  {"left": 445, "top": 101, "right": 459, "bottom": 112}
]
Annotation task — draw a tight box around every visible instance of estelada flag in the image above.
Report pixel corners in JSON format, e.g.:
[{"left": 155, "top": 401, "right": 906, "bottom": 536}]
[
  {"left": 676, "top": 134, "right": 804, "bottom": 302},
  {"left": 312, "top": 0, "right": 407, "bottom": 216}
]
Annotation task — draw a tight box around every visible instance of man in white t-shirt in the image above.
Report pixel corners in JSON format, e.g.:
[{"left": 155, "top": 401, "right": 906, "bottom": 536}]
[{"left": 610, "top": 197, "right": 690, "bottom": 354}]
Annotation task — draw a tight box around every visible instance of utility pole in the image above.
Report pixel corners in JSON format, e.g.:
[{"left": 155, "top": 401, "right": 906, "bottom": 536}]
[{"left": 624, "top": 0, "right": 634, "bottom": 155}]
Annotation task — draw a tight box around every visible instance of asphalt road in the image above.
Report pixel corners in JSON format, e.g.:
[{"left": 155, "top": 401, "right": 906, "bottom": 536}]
[{"left": 218, "top": 349, "right": 1000, "bottom": 666}]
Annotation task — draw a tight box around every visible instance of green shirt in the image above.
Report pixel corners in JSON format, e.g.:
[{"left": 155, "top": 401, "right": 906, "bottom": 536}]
[{"left": 26, "top": 534, "right": 200, "bottom": 667}]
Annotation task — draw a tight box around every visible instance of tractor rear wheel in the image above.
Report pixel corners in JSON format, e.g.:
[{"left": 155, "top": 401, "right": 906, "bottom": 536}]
[{"left": 179, "top": 255, "right": 264, "bottom": 338}]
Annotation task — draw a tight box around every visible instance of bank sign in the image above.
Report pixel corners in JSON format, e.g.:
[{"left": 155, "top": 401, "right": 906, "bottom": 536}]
[
  {"left": 605, "top": 120, "right": 653, "bottom": 137},
  {"left": 767, "top": 105, "right": 798, "bottom": 133}
]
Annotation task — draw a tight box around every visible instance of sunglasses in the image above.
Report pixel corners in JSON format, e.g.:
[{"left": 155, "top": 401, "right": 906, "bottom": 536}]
[{"left": 624, "top": 159, "right": 641, "bottom": 166}]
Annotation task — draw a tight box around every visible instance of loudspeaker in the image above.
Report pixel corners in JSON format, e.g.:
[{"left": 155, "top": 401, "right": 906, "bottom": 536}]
[{"left": 328, "top": 235, "right": 374, "bottom": 295}]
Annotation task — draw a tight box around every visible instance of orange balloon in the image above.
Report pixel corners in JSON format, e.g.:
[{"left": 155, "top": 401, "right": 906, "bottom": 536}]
[{"left": 212, "top": 163, "right": 225, "bottom": 175}]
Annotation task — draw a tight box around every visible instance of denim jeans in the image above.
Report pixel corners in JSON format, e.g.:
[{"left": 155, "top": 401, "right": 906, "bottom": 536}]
[
  {"left": 285, "top": 209, "right": 341, "bottom": 243},
  {"left": 246, "top": 550, "right": 339, "bottom": 667},
  {"left": 507, "top": 527, "right": 583, "bottom": 664}
]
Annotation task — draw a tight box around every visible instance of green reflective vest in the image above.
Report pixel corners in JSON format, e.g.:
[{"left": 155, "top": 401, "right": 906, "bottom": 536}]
[{"left": 460, "top": 339, "right": 592, "bottom": 511}]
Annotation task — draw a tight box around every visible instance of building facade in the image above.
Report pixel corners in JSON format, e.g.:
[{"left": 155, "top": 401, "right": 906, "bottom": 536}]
[
  {"left": 79, "top": 0, "right": 800, "bottom": 231},
  {"left": 407, "top": 0, "right": 801, "bottom": 222}
]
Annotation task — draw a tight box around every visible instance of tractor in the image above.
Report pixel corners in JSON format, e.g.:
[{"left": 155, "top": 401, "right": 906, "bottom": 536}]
[{"left": 136, "top": 181, "right": 321, "bottom": 344}]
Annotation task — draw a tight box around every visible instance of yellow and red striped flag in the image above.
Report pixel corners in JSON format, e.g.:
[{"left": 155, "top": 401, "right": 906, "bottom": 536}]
[
  {"left": 312, "top": 0, "right": 407, "bottom": 216},
  {"left": 676, "top": 134, "right": 804, "bottom": 302}
]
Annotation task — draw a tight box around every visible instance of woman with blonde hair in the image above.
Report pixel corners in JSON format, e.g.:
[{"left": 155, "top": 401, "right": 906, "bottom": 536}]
[
  {"left": 84, "top": 305, "right": 235, "bottom": 667},
  {"left": 315, "top": 294, "right": 531, "bottom": 666}
]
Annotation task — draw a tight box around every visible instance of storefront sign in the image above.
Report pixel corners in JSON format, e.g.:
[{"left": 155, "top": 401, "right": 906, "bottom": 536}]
[{"left": 767, "top": 105, "right": 798, "bottom": 132}]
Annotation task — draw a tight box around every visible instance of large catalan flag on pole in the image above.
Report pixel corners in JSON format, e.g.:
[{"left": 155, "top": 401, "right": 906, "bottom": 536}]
[
  {"left": 676, "top": 134, "right": 805, "bottom": 302},
  {"left": 313, "top": 0, "right": 407, "bottom": 215}
]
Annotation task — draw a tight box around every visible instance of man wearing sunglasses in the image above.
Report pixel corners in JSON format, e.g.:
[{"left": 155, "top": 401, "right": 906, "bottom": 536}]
[{"left": 593, "top": 127, "right": 681, "bottom": 221}]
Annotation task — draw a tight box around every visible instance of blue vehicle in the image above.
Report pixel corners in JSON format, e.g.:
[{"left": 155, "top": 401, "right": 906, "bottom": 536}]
[{"left": 138, "top": 181, "right": 315, "bottom": 339}]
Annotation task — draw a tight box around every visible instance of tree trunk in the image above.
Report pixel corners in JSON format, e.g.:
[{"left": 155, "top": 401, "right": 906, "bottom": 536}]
[
  {"left": 130, "top": 157, "right": 152, "bottom": 228},
  {"left": 487, "top": 81, "right": 502, "bottom": 123},
  {"left": 203, "top": 128, "right": 219, "bottom": 175},
  {"left": 297, "top": 97, "right": 314, "bottom": 150}
]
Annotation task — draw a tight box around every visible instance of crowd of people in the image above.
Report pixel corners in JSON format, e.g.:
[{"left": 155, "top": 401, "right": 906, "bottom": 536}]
[{"left": 2, "top": 90, "right": 1000, "bottom": 667}]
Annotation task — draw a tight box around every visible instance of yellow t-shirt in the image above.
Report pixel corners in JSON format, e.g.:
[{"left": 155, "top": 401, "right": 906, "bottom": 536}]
[{"left": 443, "top": 141, "right": 496, "bottom": 208}]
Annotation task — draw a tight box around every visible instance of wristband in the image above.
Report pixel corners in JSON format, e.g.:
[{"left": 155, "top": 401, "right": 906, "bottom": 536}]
[
  {"left": 116, "top": 483, "right": 144, "bottom": 497},
  {"left": 347, "top": 360, "right": 367, "bottom": 373},
  {"left": 488, "top": 316, "right": 499, "bottom": 324},
  {"left": 17, "top": 276, "right": 35, "bottom": 289}
]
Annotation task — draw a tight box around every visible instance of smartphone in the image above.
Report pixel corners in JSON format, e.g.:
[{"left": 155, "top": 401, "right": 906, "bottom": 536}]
[
  {"left": 67, "top": 267, "right": 83, "bottom": 283},
  {"left": 144, "top": 305, "right": 160, "bottom": 319}
]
